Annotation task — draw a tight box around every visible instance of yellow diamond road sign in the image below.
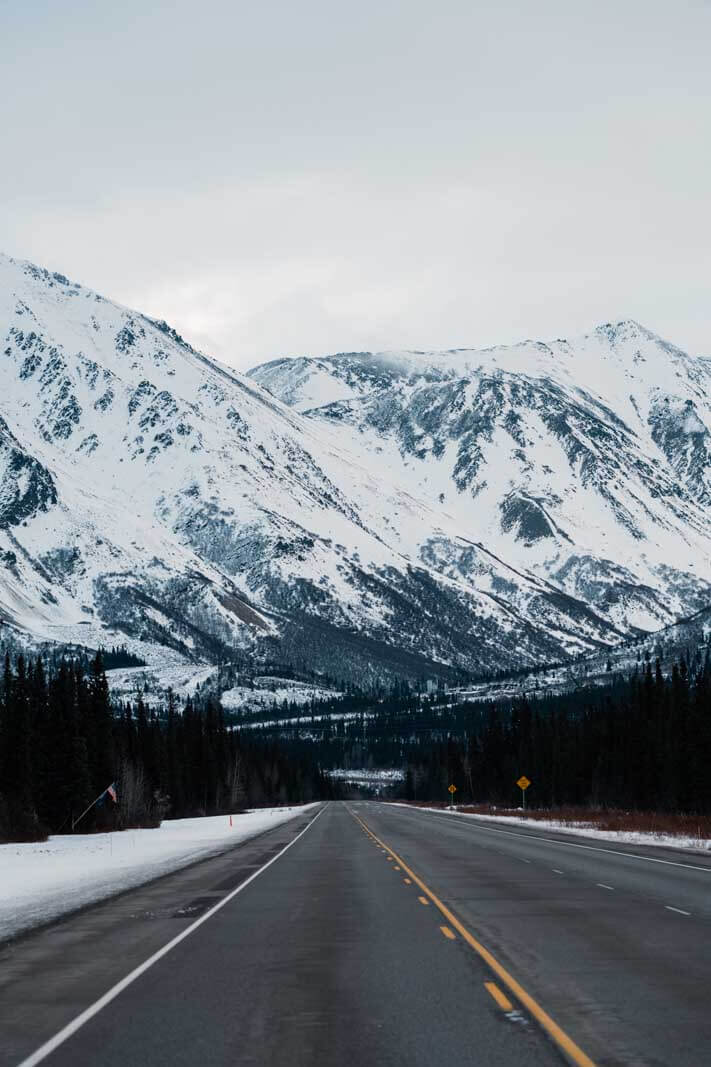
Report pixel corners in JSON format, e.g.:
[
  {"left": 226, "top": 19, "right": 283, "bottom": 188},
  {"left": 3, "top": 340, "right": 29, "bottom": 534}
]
[
  {"left": 448, "top": 784, "right": 457, "bottom": 794},
  {"left": 517, "top": 776, "right": 531, "bottom": 790}
]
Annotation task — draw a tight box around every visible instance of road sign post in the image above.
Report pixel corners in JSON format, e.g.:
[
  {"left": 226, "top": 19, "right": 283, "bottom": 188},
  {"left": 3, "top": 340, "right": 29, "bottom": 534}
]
[
  {"left": 448, "top": 783, "right": 457, "bottom": 810},
  {"left": 516, "top": 776, "right": 531, "bottom": 810}
]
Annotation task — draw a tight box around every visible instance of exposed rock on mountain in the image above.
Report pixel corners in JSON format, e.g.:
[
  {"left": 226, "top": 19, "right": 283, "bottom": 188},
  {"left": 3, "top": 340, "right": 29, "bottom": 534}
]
[
  {"left": 2, "top": 252, "right": 710, "bottom": 683},
  {"left": 250, "top": 322, "right": 711, "bottom": 638}
]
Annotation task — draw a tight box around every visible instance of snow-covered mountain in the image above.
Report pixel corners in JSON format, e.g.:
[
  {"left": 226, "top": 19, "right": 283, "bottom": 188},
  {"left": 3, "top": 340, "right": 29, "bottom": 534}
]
[
  {"left": 2, "top": 251, "right": 709, "bottom": 684},
  {"left": 250, "top": 325, "right": 711, "bottom": 639},
  {"left": 2, "top": 252, "right": 637, "bottom": 683}
]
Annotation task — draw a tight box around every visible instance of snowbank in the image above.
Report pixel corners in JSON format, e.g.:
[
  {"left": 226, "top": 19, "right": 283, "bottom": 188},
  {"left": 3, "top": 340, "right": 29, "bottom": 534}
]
[
  {"left": 397, "top": 805, "right": 711, "bottom": 854},
  {"left": 0, "top": 805, "right": 317, "bottom": 942}
]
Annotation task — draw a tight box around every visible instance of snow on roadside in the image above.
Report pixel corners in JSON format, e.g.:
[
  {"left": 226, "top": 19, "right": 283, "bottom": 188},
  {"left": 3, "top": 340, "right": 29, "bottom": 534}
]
[
  {"left": 0, "top": 805, "right": 317, "bottom": 943},
  {"left": 395, "top": 805, "right": 711, "bottom": 854}
]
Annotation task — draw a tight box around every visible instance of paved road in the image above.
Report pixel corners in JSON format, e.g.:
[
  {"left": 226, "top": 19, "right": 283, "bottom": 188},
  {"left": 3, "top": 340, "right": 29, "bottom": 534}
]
[
  {"left": 359, "top": 802, "right": 711, "bottom": 1066},
  {"left": 2, "top": 802, "right": 710, "bottom": 1066}
]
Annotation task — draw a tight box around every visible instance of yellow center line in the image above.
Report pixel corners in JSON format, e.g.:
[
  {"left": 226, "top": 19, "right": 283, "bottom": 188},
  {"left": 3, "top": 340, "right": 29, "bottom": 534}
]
[
  {"left": 440, "top": 925, "right": 456, "bottom": 940},
  {"left": 403, "top": 878, "right": 412, "bottom": 885},
  {"left": 485, "top": 981, "right": 514, "bottom": 1013},
  {"left": 417, "top": 895, "right": 429, "bottom": 906},
  {"left": 351, "top": 810, "right": 598, "bottom": 1067},
  {"left": 393, "top": 866, "right": 401, "bottom": 871}
]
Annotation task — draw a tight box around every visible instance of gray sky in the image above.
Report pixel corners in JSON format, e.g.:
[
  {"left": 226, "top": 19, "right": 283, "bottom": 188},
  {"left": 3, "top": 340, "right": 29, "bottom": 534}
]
[{"left": 1, "top": 0, "right": 709, "bottom": 369}]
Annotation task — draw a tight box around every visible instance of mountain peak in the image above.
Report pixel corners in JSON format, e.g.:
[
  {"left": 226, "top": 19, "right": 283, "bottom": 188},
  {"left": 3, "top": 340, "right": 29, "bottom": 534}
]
[{"left": 592, "top": 319, "right": 656, "bottom": 343}]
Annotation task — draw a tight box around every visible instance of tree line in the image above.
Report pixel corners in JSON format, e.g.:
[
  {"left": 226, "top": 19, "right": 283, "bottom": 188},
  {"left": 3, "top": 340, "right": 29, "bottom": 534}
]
[
  {"left": 250, "top": 653, "right": 711, "bottom": 813},
  {"left": 0, "top": 652, "right": 330, "bottom": 842},
  {"left": 403, "top": 655, "right": 711, "bottom": 810},
  {"left": 5, "top": 643, "right": 710, "bottom": 840}
]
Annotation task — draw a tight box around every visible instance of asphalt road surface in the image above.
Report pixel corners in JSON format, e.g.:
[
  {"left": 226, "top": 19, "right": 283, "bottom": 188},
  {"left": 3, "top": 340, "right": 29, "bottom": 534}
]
[{"left": 2, "top": 802, "right": 711, "bottom": 1067}]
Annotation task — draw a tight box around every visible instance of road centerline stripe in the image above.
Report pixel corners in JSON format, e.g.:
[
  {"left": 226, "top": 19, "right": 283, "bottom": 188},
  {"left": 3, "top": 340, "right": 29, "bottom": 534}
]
[
  {"left": 352, "top": 810, "right": 598, "bottom": 1067},
  {"left": 440, "top": 925, "right": 456, "bottom": 940},
  {"left": 485, "top": 981, "right": 514, "bottom": 1012},
  {"left": 17, "top": 806, "right": 325, "bottom": 1067},
  {"left": 665, "top": 905, "right": 691, "bottom": 916}
]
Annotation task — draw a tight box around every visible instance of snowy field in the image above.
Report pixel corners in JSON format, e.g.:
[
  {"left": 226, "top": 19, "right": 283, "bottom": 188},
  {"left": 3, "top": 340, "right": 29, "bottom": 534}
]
[
  {"left": 221, "top": 679, "right": 341, "bottom": 713},
  {"left": 398, "top": 805, "right": 711, "bottom": 853},
  {"left": 104, "top": 666, "right": 341, "bottom": 715},
  {"left": 328, "top": 768, "right": 404, "bottom": 784},
  {"left": 0, "top": 805, "right": 316, "bottom": 943},
  {"left": 105, "top": 663, "right": 217, "bottom": 707}
]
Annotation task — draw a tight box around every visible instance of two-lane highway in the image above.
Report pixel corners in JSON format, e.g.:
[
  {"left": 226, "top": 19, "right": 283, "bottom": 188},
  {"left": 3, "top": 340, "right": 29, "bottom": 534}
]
[{"left": 2, "top": 801, "right": 710, "bottom": 1066}]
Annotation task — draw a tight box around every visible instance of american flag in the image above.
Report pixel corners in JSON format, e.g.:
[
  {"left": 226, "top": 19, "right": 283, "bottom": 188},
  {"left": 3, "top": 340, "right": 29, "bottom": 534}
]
[{"left": 106, "top": 783, "right": 118, "bottom": 803}]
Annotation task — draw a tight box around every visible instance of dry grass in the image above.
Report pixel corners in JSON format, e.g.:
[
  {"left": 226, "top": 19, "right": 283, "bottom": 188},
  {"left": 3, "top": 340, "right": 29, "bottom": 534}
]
[{"left": 399, "top": 801, "right": 711, "bottom": 841}]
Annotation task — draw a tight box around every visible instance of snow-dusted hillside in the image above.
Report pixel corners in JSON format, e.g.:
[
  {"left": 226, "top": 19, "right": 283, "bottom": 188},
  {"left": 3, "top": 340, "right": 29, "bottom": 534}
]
[
  {"left": 1, "top": 252, "right": 638, "bottom": 683},
  {"left": 250, "top": 325, "right": 711, "bottom": 637}
]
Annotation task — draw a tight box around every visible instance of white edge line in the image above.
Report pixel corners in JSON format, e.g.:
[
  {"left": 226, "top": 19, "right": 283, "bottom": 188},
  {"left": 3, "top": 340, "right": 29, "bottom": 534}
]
[
  {"left": 16, "top": 805, "right": 325, "bottom": 1067},
  {"left": 596, "top": 883, "right": 615, "bottom": 890},
  {"left": 665, "top": 905, "right": 691, "bottom": 916},
  {"left": 396, "top": 806, "right": 711, "bottom": 873}
]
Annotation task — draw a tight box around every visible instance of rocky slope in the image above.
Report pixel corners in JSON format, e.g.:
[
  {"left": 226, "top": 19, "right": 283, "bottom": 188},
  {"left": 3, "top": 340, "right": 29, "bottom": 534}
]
[
  {"left": 250, "top": 326, "right": 711, "bottom": 640},
  {"left": 0, "top": 253, "right": 644, "bottom": 683}
]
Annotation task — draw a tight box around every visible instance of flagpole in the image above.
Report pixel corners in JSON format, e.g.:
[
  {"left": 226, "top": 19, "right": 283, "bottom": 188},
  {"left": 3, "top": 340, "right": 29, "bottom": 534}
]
[{"left": 71, "top": 783, "right": 115, "bottom": 832}]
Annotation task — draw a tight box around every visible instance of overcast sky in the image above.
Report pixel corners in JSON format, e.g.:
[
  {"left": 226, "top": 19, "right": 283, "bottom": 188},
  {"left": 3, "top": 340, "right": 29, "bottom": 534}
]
[{"left": 1, "top": 0, "right": 709, "bottom": 369}]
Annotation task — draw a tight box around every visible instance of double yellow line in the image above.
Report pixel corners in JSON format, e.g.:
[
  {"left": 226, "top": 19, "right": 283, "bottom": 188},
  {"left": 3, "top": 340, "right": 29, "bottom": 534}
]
[{"left": 352, "top": 810, "right": 597, "bottom": 1067}]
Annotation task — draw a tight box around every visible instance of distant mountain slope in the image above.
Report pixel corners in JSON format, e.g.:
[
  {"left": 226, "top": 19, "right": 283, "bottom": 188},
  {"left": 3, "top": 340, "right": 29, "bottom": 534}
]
[
  {"left": 1, "top": 253, "right": 634, "bottom": 682},
  {"left": 455, "top": 601, "right": 711, "bottom": 708},
  {"left": 250, "top": 324, "right": 711, "bottom": 637}
]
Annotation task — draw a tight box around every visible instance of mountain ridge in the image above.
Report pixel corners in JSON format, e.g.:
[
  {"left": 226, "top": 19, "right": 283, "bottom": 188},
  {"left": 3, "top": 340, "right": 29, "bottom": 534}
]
[
  {"left": 2, "top": 251, "right": 635, "bottom": 684},
  {"left": 249, "top": 317, "right": 711, "bottom": 638},
  {"left": 2, "top": 250, "right": 710, "bottom": 689}
]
